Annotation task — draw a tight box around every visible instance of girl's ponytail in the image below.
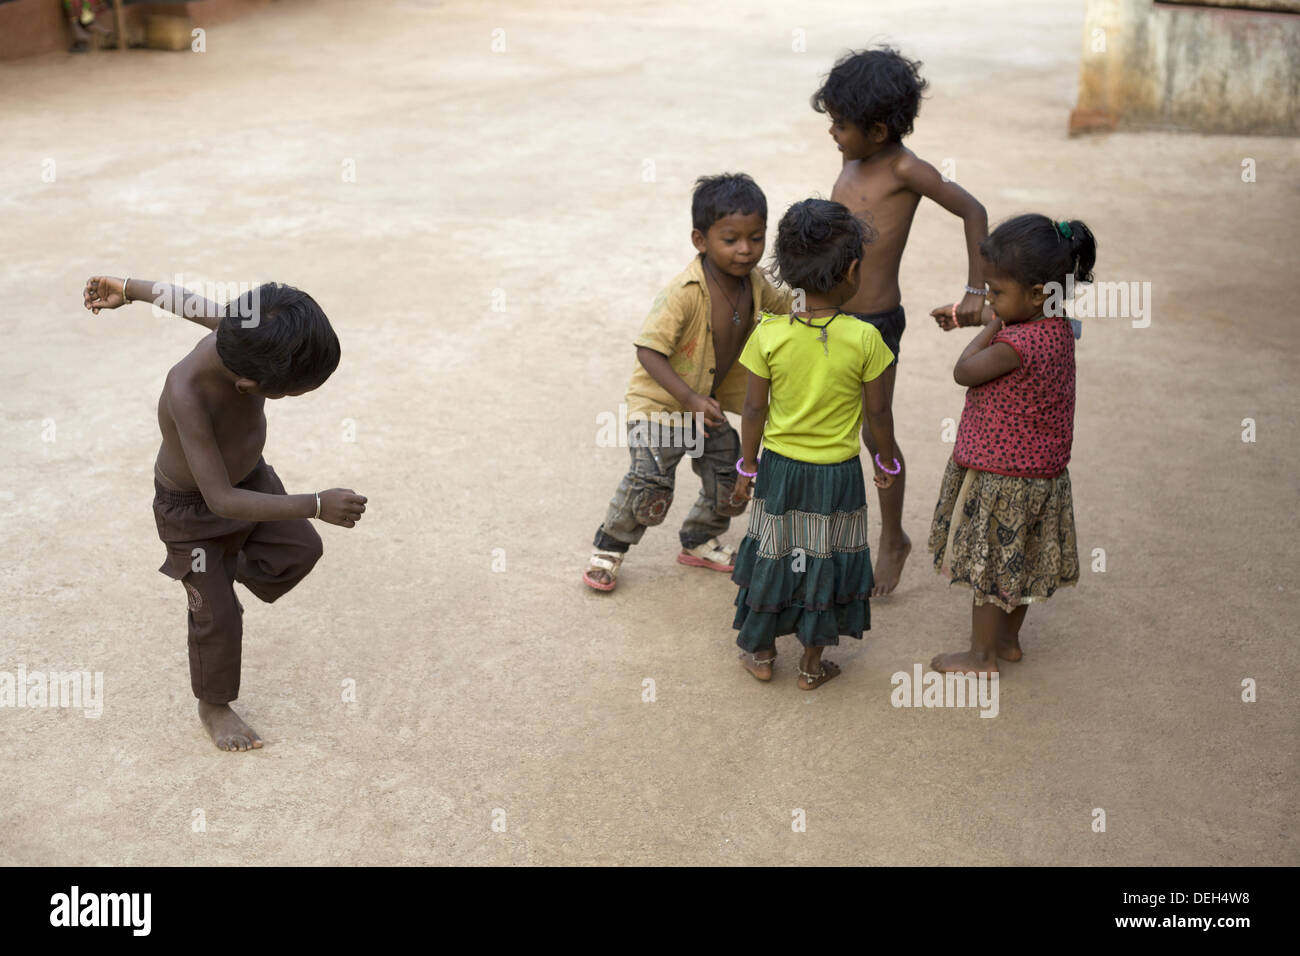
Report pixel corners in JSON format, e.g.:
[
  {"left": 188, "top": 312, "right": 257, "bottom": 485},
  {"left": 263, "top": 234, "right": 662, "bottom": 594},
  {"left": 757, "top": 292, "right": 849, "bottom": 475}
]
[{"left": 1067, "top": 219, "right": 1097, "bottom": 284}]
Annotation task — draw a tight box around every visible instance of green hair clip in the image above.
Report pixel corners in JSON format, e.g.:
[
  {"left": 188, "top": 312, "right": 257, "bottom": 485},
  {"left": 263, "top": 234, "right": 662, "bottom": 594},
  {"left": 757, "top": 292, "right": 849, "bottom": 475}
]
[{"left": 1056, "top": 220, "right": 1072, "bottom": 239}]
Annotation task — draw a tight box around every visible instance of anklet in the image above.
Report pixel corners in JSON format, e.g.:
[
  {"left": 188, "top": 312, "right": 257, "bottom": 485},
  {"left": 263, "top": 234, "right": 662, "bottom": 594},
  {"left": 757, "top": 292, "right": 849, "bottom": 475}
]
[{"left": 874, "top": 453, "right": 901, "bottom": 475}]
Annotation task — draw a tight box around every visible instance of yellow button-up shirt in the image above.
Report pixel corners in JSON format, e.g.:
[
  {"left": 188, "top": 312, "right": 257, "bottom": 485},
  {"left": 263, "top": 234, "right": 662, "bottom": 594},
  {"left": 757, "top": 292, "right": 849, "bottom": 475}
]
[{"left": 625, "top": 255, "right": 793, "bottom": 419}]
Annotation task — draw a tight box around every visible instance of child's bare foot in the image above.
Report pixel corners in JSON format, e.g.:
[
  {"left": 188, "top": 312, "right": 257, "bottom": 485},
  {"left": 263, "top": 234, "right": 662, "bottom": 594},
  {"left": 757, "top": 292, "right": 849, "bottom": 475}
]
[
  {"left": 871, "top": 532, "right": 911, "bottom": 596},
  {"left": 198, "top": 701, "right": 263, "bottom": 752},
  {"left": 739, "top": 650, "right": 776, "bottom": 682},
  {"left": 929, "top": 651, "right": 998, "bottom": 676},
  {"left": 797, "top": 659, "right": 840, "bottom": 690},
  {"left": 963, "top": 629, "right": 1022, "bottom": 661},
  {"left": 997, "top": 635, "right": 1023, "bottom": 662}
]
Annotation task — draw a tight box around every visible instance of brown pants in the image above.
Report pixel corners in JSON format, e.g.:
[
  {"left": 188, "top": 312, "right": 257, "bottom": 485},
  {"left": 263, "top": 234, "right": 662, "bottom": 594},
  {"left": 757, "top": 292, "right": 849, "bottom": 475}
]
[{"left": 152, "top": 459, "right": 322, "bottom": 703}]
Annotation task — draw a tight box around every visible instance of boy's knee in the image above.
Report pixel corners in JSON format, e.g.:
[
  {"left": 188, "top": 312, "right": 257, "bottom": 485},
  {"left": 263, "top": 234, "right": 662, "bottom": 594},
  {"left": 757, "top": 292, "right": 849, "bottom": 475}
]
[
  {"left": 632, "top": 486, "right": 672, "bottom": 526},
  {"left": 298, "top": 527, "right": 324, "bottom": 571},
  {"left": 184, "top": 576, "right": 241, "bottom": 635}
]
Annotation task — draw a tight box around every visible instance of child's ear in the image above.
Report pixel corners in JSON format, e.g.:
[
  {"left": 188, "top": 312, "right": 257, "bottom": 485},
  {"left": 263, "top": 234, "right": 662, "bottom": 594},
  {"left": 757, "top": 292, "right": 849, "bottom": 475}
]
[
  {"left": 1029, "top": 284, "right": 1049, "bottom": 305},
  {"left": 845, "top": 257, "right": 862, "bottom": 287},
  {"left": 234, "top": 378, "right": 259, "bottom": 395},
  {"left": 870, "top": 122, "right": 889, "bottom": 143},
  {"left": 690, "top": 228, "right": 708, "bottom": 254}
]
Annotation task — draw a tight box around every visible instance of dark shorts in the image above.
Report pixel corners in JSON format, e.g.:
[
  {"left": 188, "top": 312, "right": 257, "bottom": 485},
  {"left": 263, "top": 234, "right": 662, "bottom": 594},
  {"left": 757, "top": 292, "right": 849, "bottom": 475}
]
[{"left": 849, "top": 304, "right": 905, "bottom": 365}]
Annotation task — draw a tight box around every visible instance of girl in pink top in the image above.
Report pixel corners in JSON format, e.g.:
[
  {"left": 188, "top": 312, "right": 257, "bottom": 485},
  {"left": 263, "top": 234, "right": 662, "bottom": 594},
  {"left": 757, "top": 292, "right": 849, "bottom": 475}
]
[{"left": 928, "top": 213, "right": 1097, "bottom": 675}]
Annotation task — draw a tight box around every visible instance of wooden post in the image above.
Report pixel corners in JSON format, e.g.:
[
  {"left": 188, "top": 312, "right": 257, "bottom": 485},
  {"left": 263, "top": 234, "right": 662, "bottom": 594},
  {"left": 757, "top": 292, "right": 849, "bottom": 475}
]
[{"left": 114, "top": 0, "right": 126, "bottom": 51}]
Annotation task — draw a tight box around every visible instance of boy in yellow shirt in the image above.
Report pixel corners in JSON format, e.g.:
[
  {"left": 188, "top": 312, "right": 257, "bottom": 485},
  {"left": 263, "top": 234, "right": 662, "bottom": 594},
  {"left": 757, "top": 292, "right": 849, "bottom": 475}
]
[{"left": 583, "top": 174, "right": 792, "bottom": 592}]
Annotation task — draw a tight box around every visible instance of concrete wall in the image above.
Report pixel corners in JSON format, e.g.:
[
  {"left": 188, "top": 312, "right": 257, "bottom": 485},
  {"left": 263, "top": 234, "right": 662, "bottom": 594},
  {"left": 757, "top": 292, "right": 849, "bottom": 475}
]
[
  {"left": 1071, "top": 0, "right": 1300, "bottom": 136},
  {"left": 0, "top": 0, "right": 274, "bottom": 61}
]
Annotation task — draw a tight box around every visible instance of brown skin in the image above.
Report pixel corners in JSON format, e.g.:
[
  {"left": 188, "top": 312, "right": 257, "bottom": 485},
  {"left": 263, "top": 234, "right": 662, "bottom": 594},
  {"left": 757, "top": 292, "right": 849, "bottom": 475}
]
[
  {"left": 587, "top": 213, "right": 765, "bottom": 586},
  {"left": 932, "top": 299, "right": 997, "bottom": 331},
  {"left": 930, "top": 268, "right": 1054, "bottom": 675},
  {"left": 828, "top": 116, "right": 988, "bottom": 323},
  {"left": 83, "top": 274, "right": 367, "bottom": 751},
  {"left": 739, "top": 649, "right": 775, "bottom": 682},
  {"left": 827, "top": 114, "right": 990, "bottom": 597},
  {"left": 730, "top": 258, "right": 896, "bottom": 688}
]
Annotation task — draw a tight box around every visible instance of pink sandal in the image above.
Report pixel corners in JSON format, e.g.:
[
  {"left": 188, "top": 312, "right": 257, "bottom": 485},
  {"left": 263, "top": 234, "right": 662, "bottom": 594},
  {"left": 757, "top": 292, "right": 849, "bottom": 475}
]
[
  {"left": 582, "top": 551, "right": 623, "bottom": 592},
  {"left": 676, "top": 538, "right": 736, "bottom": 572}
]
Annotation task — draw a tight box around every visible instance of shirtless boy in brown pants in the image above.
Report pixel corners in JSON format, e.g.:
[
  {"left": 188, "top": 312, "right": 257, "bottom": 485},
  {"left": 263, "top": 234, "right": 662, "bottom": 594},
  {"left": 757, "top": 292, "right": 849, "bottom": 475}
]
[
  {"left": 812, "top": 47, "right": 990, "bottom": 595},
  {"left": 84, "top": 276, "right": 367, "bottom": 752}
]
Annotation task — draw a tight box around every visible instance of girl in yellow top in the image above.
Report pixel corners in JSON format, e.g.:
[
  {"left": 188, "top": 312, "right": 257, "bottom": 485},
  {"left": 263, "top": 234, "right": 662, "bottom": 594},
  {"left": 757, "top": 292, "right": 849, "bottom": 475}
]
[{"left": 731, "top": 199, "right": 899, "bottom": 689}]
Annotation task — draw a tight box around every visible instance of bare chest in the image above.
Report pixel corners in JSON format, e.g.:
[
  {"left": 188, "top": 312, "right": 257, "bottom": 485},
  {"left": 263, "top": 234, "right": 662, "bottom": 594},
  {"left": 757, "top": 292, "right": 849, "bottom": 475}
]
[{"left": 706, "top": 282, "right": 752, "bottom": 388}]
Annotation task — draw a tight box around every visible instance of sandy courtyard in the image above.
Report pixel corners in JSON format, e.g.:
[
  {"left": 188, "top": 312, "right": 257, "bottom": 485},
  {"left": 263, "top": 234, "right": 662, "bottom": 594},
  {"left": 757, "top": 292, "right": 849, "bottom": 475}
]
[{"left": 1, "top": 0, "right": 1297, "bottom": 865}]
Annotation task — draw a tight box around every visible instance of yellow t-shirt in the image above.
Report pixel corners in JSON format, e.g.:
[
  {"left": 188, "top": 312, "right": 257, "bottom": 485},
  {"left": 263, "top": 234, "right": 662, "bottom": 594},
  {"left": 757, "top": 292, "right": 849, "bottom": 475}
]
[
  {"left": 739, "top": 312, "right": 894, "bottom": 464},
  {"left": 625, "top": 256, "right": 794, "bottom": 419}
]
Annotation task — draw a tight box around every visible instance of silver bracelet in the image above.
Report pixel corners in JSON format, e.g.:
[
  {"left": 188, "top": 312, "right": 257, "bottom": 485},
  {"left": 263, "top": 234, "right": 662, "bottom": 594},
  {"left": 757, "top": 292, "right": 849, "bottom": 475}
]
[
  {"left": 314, "top": 492, "right": 321, "bottom": 520},
  {"left": 121, "top": 277, "right": 131, "bottom": 302},
  {"left": 964, "top": 285, "right": 986, "bottom": 297}
]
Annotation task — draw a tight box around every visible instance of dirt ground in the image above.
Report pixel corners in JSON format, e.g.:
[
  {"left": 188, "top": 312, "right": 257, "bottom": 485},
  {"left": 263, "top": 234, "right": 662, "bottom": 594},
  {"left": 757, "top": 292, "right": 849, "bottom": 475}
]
[{"left": 1, "top": 0, "right": 1296, "bottom": 866}]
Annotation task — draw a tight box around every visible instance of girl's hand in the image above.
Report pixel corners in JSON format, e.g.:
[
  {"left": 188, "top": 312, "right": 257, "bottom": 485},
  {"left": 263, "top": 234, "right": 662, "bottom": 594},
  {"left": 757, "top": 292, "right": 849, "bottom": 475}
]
[
  {"left": 84, "top": 276, "right": 127, "bottom": 314},
  {"left": 872, "top": 458, "right": 900, "bottom": 489},
  {"left": 955, "top": 290, "right": 986, "bottom": 328},
  {"left": 731, "top": 471, "right": 754, "bottom": 503},
  {"left": 931, "top": 303, "right": 958, "bottom": 331}
]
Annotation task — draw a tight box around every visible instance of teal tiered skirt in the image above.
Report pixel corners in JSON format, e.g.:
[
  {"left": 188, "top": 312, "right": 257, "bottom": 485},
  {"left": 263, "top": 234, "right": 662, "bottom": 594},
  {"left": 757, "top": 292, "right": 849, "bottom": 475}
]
[{"left": 731, "top": 449, "right": 873, "bottom": 651}]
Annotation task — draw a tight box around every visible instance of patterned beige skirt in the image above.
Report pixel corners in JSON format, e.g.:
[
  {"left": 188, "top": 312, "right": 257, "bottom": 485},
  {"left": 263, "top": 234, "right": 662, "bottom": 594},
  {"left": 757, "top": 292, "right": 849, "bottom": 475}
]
[{"left": 928, "top": 457, "right": 1079, "bottom": 612}]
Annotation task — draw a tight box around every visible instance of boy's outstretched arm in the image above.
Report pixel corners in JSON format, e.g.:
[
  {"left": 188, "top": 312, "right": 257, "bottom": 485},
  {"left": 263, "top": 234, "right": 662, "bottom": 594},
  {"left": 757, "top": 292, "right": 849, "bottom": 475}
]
[
  {"left": 169, "top": 384, "right": 366, "bottom": 526},
  {"left": 84, "top": 276, "right": 224, "bottom": 330},
  {"left": 894, "top": 154, "right": 989, "bottom": 328}
]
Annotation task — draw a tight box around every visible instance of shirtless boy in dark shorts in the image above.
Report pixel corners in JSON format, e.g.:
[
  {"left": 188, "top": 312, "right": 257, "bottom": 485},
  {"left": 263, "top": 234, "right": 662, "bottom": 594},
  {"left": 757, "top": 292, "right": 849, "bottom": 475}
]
[
  {"left": 813, "top": 47, "right": 990, "bottom": 596},
  {"left": 84, "top": 275, "right": 367, "bottom": 752}
]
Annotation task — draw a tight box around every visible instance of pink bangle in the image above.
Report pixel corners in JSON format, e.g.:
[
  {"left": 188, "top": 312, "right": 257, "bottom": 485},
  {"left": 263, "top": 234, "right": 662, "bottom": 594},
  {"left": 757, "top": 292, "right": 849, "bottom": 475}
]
[
  {"left": 874, "top": 453, "right": 901, "bottom": 475},
  {"left": 736, "top": 457, "right": 758, "bottom": 478}
]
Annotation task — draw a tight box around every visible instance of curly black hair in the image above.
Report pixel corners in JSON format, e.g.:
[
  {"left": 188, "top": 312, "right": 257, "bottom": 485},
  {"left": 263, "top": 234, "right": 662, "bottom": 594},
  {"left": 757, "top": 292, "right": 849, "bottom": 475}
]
[
  {"left": 810, "top": 46, "right": 928, "bottom": 142},
  {"left": 691, "top": 172, "right": 767, "bottom": 233},
  {"left": 215, "top": 283, "right": 340, "bottom": 394},
  {"left": 772, "top": 199, "right": 875, "bottom": 296},
  {"left": 980, "top": 214, "right": 1098, "bottom": 289}
]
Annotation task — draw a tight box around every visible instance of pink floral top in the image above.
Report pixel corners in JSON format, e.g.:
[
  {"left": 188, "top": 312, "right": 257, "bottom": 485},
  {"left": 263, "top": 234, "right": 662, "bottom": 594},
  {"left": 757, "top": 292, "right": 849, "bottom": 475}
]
[{"left": 953, "top": 317, "right": 1076, "bottom": 479}]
